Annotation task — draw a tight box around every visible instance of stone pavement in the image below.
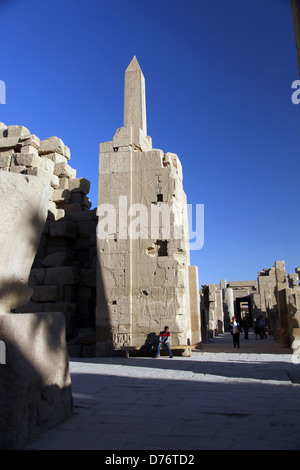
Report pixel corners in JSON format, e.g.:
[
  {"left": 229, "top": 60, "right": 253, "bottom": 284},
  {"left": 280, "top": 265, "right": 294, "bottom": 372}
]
[{"left": 24, "top": 332, "right": 300, "bottom": 450}]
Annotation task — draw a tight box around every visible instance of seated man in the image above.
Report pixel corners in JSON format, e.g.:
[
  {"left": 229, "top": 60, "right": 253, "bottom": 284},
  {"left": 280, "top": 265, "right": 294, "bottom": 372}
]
[{"left": 156, "top": 326, "right": 173, "bottom": 358}]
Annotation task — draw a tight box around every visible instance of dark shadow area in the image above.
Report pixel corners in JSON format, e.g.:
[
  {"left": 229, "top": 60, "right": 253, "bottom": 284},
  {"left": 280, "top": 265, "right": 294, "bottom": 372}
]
[
  {"left": 0, "top": 181, "right": 73, "bottom": 449},
  {"left": 25, "top": 361, "right": 300, "bottom": 450}
]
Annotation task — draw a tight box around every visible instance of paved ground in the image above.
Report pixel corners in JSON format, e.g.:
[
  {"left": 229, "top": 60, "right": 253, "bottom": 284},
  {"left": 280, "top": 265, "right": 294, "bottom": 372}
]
[{"left": 24, "top": 331, "right": 300, "bottom": 450}]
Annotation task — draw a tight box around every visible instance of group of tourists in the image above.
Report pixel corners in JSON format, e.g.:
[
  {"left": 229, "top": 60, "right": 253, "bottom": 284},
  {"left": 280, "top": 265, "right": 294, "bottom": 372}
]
[
  {"left": 156, "top": 316, "right": 268, "bottom": 356},
  {"left": 229, "top": 314, "right": 267, "bottom": 348}
]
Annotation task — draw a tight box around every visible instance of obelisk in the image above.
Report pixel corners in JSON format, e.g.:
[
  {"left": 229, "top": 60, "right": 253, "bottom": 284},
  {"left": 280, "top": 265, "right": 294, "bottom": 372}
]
[
  {"left": 124, "top": 56, "right": 147, "bottom": 134},
  {"left": 96, "top": 57, "right": 200, "bottom": 356}
]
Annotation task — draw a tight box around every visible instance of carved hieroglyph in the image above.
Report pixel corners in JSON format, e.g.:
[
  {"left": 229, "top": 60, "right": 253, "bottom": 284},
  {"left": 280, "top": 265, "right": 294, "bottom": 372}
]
[{"left": 96, "top": 57, "right": 200, "bottom": 355}]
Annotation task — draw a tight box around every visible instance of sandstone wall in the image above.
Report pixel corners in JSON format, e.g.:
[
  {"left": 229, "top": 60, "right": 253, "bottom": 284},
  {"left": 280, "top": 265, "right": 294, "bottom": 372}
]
[{"left": 0, "top": 123, "right": 97, "bottom": 356}]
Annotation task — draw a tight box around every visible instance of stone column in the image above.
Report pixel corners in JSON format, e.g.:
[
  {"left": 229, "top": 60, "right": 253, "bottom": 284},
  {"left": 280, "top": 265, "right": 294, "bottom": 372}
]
[
  {"left": 291, "top": 0, "right": 300, "bottom": 78},
  {"left": 275, "top": 261, "right": 290, "bottom": 347},
  {"left": 188, "top": 265, "right": 201, "bottom": 345},
  {"left": 223, "top": 287, "right": 234, "bottom": 331}
]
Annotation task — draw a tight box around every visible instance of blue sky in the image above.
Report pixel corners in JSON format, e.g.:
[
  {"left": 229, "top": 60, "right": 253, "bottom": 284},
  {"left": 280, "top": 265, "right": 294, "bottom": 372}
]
[{"left": 0, "top": 0, "right": 299, "bottom": 286}]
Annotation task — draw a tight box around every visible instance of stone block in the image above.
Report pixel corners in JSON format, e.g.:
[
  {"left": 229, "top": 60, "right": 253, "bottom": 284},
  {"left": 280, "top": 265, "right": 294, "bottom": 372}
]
[
  {"left": 42, "top": 251, "right": 70, "bottom": 267},
  {"left": 0, "top": 137, "right": 22, "bottom": 151},
  {"left": 6, "top": 125, "right": 30, "bottom": 138},
  {"left": 49, "top": 221, "right": 77, "bottom": 239},
  {"left": 54, "top": 161, "right": 76, "bottom": 178},
  {"left": 0, "top": 122, "right": 7, "bottom": 137},
  {"left": 44, "top": 152, "right": 67, "bottom": 164},
  {"left": 40, "top": 156, "right": 55, "bottom": 173},
  {"left": 68, "top": 177, "right": 90, "bottom": 195},
  {"left": 28, "top": 268, "right": 46, "bottom": 286},
  {"left": 58, "top": 177, "right": 69, "bottom": 189},
  {"left": 39, "top": 137, "right": 65, "bottom": 156},
  {"left": 51, "top": 188, "right": 71, "bottom": 203},
  {"left": 19, "top": 134, "right": 40, "bottom": 149},
  {"left": 57, "top": 202, "right": 81, "bottom": 213},
  {"left": 0, "top": 312, "right": 72, "bottom": 449},
  {"left": 0, "top": 153, "right": 12, "bottom": 168},
  {"left": 32, "top": 285, "right": 63, "bottom": 302},
  {"left": 27, "top": 166, "right": 53, "bottom": 180},
  {"left": 44, "top": 266, "right": 80, "bottom": 285},
  {"left": 20, "top": 144, "right": 39, "bottom": 156},
  {"left": 69, "top": 209, "right": 96, "bottom": 222},
  {"left": 14, "top": 153, "right": 42, "bottom": 168}
]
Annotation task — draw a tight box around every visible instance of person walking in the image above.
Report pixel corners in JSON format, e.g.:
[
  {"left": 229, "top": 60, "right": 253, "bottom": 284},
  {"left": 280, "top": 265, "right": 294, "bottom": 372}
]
[
  {"left": 254, "top": 318, "right": 260, "bottom": 340},
  {"left": 259, "top": 315, "right": 267, "bottom": 339},
  {"left": 156, "top": 326, "right": 173, "bottom": 358},
  {"left": 229, "top": 316, "right": 242, "bottom": 349},
  {"left": 243, "top": 315, "right": 249, "bottom": 340}
]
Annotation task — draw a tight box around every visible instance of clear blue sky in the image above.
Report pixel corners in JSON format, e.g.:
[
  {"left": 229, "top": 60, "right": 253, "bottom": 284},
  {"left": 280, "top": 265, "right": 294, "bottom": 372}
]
[{"left": 1, "top": 0, "right": 299, "bottom": 287}]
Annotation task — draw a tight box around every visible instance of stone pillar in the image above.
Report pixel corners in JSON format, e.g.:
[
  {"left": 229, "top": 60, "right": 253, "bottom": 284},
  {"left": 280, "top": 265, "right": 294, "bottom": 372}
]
[
  {"left": 275, "top": 261, "right": 290, "bottom": 347},
  {"left": 291, "top": 0, "right": 300, "bottom": 78},
  {"left": 188, "top": 265, "right": 201, "bottom": 345},
  {"left": 289, "top": 273, "right": 299, "bottom": 288},
  {"left": 223, "top": 287, "right": 234, "bottom": 331},
  {"left": 286, "top": 287, "right": 300, "bottom": 355}
]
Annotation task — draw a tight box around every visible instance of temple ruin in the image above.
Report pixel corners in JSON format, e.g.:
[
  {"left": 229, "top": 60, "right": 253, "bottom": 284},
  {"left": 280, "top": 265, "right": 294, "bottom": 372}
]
[{"left": 200, "top": 260, "right": 300, "bottom": 355}]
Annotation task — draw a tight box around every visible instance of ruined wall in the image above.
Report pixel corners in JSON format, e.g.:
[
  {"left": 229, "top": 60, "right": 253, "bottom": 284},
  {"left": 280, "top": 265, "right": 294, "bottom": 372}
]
[
  {"left": 0, "top": 123, "right": 97, "bottom": 356},
  {"left": 200, "top": 283, "right": 223, "bottom": 337}
]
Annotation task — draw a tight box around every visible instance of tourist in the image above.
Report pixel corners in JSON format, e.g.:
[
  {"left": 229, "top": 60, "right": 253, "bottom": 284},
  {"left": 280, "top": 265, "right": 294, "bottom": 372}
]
[
  {"left": 243, "top": 315, "right": 249, "bottom": 340},
  {"left": 254, "top": 318, "right": 260, "bottom": 340},
  {"left": 229, "top": 316, "right": 242, "bottom": 348},
  {"left": 156, "top": 326, "right": 173, "bottom": 358},
  {"left": 259, "top": 315, "right": 267, "bottom": 339}
]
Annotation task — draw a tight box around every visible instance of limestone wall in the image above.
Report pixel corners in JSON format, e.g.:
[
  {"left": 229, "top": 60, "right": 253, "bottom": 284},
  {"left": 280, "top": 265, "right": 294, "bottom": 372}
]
[{"left": 0, "top": 123, "right": 97, "bottom": 356}]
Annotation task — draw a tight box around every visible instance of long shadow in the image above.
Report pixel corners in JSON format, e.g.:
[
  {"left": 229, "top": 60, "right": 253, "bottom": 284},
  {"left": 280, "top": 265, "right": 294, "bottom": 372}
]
[
  {"left": 70, "top": 353, "right": 299, "bottom": 383},
  {"left": 24, "top": 366, "right": 300, "bottom": 450}
]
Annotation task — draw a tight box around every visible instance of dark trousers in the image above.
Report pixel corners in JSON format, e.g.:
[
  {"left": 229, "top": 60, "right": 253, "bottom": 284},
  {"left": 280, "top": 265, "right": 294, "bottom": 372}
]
[{"left": 233, "top": 333, "right": 240, "bottom": 348}]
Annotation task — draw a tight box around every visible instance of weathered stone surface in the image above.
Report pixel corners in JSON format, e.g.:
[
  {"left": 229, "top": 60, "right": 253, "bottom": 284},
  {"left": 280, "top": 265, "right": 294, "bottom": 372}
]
[
  {"left": 0, "top": 172, "right": 50, "bottom": 312},
  {"left": 0, "top": 312, "right": 73, "bottom": 449}
]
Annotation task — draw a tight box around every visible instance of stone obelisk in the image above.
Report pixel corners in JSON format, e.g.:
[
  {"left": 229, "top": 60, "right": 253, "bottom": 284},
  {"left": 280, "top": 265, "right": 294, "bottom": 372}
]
[
  {"left": 96, "top": 57, "right": 200, "bottom": 356},
  {"left": 124, "top": 56, "right": 147, "bottom": 134}
]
